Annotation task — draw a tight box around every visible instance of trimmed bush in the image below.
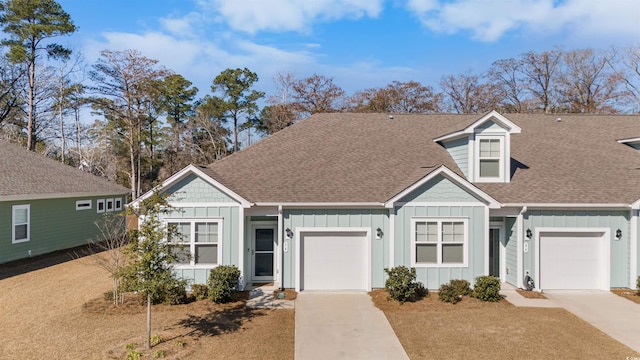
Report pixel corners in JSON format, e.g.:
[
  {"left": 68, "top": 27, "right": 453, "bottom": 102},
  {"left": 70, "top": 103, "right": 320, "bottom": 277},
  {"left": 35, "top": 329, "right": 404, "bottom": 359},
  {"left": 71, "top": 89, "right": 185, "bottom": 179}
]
[
  {"left": 472, "top": 275, "right": 502, "bottom": 302},
  {"left": 208, "top": 265, "right": 241, "bottom": 303},
  {"left": 162, "top": 279, "right": 188, "bottom": 305},
  {"left": 449, "top": 279, "right": 471, "bottom": 296},
  {"left": 190, "top": 284, "right": 209, "bottom": 301},
  {"left": 384, "top": 266, "right": 428, "bottom": 303},
  {"left": 438, "top": 283, "right": 462, "bottom": 304}
]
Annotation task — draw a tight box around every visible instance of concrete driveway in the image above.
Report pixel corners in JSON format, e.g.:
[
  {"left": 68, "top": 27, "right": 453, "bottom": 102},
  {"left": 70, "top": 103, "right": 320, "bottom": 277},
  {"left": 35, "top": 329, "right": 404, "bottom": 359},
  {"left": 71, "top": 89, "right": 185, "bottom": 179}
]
[
  {"left": 544, "top": 290, "right": 640, "bottom": 353},
  {"left": 295, "top": 292, "right": 409, "bottom": 360}
]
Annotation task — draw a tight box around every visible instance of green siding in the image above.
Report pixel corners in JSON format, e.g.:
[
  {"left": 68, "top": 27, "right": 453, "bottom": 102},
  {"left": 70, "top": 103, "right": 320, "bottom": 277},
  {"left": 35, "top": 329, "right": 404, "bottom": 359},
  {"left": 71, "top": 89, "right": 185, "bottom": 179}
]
[
  {"left": 165, "top": 173, "right": 237, "bottom": 203},
  {"left": 282, "top": 209, "right": 389, "bottom": 289},
  {"left": 394, "top": 205, "right": 487, "bottom": 289},
  {"left": 0, "top": 196, "right": 126, "bottom": 264},
  {"left": 443, "top": 137, "right": 468, "bottom": 177},
  {"left": 399, "top": 175, "right": 481, "bottom": 203},
  {"left": 505, "top": 217, "right": 518, "bottom": 286},
  {"left": 524, "top": 210, "right": 630, "bottom": 288}
]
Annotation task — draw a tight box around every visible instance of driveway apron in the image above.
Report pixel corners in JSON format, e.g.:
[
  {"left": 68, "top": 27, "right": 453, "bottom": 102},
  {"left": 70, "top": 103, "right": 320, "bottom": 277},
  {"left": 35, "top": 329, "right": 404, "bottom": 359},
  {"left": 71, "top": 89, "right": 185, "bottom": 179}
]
[
  {"left": 295, "top": 292, "right": 409, "bottom": 360},
  {"left": 544, "top": 290, "right": 640, "bottom": 353}
]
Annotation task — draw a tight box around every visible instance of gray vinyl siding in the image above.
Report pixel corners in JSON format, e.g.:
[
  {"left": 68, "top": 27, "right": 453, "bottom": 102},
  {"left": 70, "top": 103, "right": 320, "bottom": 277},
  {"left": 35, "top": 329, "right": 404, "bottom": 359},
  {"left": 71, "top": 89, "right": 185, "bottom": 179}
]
[
  {"left": 524, "top": 210, "right": 630, "bottom": 288},
  {"left": 165, "top": 173, "right": 237, "bottom": 203},
  {"left": 399, "top": 174, "right": 479, "bottom": 203},
  {"left": 282, "top": 208, "right": 389, "bottom": 289},
  {"left": 443, "top": 137, "right": 469, "bottom": 177},
  {"left": 505, "top": 217, "right": 518, "bottom": 286},
  {"left": 0, "top": 195, "right": 126, "bottom": 264},
  {"left": 395, "top": 205, "right": 487, "bottom": 289},
  {"left": 162, "top": 205, "right": 240, "bottom": 285}
]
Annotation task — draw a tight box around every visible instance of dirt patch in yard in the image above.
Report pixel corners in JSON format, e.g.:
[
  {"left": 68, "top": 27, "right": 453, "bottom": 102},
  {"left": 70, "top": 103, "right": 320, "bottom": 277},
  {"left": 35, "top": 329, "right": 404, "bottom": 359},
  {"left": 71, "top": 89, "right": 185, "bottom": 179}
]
[
  {"left": 516, "top": 288, "right": 547, "bottom": 299},
  {"left": 370, "top": 289, "right": 638, "bottom": 359},
  {"left": 0, "top": 252, "right": 294, "bottom": 360},
  {"left": 612, "top": 289, "right": 640, "bottom": 305}
]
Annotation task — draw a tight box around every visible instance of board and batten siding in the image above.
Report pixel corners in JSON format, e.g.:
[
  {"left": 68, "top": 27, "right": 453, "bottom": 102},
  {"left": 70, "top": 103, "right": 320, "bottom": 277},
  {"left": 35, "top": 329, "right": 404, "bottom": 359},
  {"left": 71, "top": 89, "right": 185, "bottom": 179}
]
[
  {"left": 524, "top": 210, "right": 630, "bottom": 288},
  {"left": 504, "top": 217, "right": 518, "bottom": 286},
  {"left": 282, "top": 209, "right": 389, "bottom": 289},
  {"left": 0, "top": 196, "right": 126, "bottom": 264},
  {"left": 443, "top": 137, "right": 469, "bottom": 178}
]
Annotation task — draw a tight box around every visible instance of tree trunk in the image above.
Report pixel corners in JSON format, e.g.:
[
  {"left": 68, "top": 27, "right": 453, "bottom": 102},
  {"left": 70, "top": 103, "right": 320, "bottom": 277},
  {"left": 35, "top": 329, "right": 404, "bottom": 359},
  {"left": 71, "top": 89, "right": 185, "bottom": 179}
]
[
  {"left": 27, "top": 50, "right": 36, "bottom": 151},
  {"left": 146, "top": 294, "right": 151, "bottom": 350}
]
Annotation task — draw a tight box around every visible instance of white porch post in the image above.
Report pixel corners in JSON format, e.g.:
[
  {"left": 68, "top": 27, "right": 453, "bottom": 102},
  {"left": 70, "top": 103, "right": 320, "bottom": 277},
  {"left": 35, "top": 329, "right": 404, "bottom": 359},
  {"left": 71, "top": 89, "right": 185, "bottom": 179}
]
[
  {"left": 631, "top": 209, "right": 638, "bottom": 289},
  {"left": 238, "top": 206, "right": 245, "bottom": 290}
]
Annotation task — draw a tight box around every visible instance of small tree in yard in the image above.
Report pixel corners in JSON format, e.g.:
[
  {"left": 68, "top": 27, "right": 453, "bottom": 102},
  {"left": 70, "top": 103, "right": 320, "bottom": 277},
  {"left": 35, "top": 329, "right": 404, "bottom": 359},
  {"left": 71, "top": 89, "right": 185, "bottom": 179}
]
[{"left": 119, "top": 191, "right": 183, "bottom": 350}]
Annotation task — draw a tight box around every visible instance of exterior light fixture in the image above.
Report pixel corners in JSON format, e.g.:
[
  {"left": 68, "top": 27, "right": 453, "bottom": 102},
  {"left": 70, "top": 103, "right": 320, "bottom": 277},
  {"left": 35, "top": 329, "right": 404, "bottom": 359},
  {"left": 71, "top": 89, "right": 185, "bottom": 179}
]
[
  {"left": 526, "top": 228, "right": 532, "bottom": 240},
  {"left": 285, "top": 228, "right": 293, "bottom": 239},
  {"left": 616, "top": 229, "right": 622, "bottom": 240},
  {"left": 376, "top": 227, "right": 383, "bottom": 239}
]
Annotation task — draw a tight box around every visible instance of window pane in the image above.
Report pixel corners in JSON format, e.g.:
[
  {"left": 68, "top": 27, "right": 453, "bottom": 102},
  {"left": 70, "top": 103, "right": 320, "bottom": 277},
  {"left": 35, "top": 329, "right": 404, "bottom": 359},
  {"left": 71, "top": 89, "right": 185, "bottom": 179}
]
[
  {"left": 255, "top": 253, "right": 273, "bottom": 276},
  {"left": 453, "top": 222, "right": 464, "bottom": 242},
  {"left": 443, "top": 244, "right": 464, "bottom": 263},
  {"left": 15, "top": 224, "right": 27, "bottom": 240},
  {"left": 416, "top": 244, "right": 437, "bottom": 263},
  {"left": 480, "top": 139, "right": 500, "bottom": 157},
  {"left": 417, "top": 222, "right": 438, "bottom": 242},
  {"left": 195, "top": 222, "right": 217, "bottom": 243},
  {"left": 255, "top": 229, "right": 274, "bottom": 251},
  {"left": 490, "top": 139, "right": 500, "bottom": 155},
  {"left": 416, "top": 222, "right": 427, "bottom": 242},
  {"left": 480, "top": 159, "right": 499, "bottom": 177},
  {"left": 195, "top": 244, "right": 217, "bottom": 264},
  {"left": 172, "top": 245, "right": 190, "bottom": 264},
  {"left": 14, "top": 208, "right": 27, "bottom": 224},
  {"left": 479, "top": 139, "right": 491, "bottom": 157},
  {"left": 168, "top": 223, "right": 190, "bottom": 243}
]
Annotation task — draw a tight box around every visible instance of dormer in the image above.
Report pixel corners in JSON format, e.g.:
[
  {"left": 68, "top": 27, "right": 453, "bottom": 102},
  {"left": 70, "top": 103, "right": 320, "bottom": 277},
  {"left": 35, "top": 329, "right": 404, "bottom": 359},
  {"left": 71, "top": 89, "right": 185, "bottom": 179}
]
[{"left": 434, "top": 111, "right": 521, "bottom": 183}]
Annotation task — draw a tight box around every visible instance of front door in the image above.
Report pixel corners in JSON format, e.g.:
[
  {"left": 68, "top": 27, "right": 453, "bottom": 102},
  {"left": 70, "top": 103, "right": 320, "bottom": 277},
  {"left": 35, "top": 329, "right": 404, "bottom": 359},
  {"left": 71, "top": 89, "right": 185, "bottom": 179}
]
[
  {"left": 489, "top": 228, "right": 500, "bottom": 277},
  {"left": 252, "top": 227, "right": 275, "bottom": 282}
]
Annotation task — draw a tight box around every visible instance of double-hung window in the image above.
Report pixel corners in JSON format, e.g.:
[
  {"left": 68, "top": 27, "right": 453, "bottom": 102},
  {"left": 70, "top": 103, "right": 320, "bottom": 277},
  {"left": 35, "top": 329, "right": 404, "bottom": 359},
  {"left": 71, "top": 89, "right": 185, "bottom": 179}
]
[
  {"left": 413, "top": 218, "right": 467, "bottom": 266},
  {"left": 167, "top": 220, "right": 221, "bottom": 267},
  {"left": 478, "top": 138, "right": 502, "bottom": 180},
  {"left": 12, "top": 205, "right": 30, "bottom": 244}
]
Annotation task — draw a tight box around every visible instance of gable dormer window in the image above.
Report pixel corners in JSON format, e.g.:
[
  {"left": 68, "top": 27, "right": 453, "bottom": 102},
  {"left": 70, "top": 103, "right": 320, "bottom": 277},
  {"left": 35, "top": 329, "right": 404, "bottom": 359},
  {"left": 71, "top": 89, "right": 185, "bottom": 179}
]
[{"left": 479, "top": 138, "right": 501, "bottom": 178}]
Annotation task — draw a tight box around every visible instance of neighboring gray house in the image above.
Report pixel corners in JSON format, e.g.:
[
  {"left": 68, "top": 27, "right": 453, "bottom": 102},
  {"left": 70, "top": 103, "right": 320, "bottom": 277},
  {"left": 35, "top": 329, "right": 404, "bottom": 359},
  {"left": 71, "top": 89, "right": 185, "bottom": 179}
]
[
  {"left": 0, "top": 141, "right": 130, "bottom": 264},
  {"left": 132, "top": 110, "right": 640, "bottom": 291}
]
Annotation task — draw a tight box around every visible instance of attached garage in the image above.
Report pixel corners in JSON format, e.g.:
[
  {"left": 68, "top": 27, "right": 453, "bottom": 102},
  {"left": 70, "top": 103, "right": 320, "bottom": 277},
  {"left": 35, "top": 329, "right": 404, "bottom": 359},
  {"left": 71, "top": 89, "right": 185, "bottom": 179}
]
[
  {"left": 537, "top": 230, "right": 610, "bottom": 290},
  {"left": 297, "top": 230, "right": 370, "bottom": 291}
]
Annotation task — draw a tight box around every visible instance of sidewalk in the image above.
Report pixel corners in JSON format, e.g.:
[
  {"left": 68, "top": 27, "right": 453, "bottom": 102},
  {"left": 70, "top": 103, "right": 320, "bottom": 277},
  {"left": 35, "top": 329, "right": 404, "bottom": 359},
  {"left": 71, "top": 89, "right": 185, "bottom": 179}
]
[{"left": 246, "top": 284, "right": 295, "bottom": 309}]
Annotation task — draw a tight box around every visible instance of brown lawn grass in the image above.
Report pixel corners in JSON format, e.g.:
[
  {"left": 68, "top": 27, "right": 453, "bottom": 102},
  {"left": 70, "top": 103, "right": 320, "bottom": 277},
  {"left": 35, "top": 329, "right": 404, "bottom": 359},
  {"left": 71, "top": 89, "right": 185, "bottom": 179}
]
[
  {"left": 612, "top": 288, "right": 640, "bottom": 305},
  {"left": 0, "top": 251, "right": 294, "bottom": 360},
  {"left": 370, "top": 289, "right": 639, "bottom": 360}
]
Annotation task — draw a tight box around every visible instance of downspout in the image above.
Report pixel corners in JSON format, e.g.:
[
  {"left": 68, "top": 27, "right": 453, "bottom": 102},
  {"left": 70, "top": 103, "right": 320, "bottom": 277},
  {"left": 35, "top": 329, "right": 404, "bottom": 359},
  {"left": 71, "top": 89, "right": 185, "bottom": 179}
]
[
  {"left": 278, "top": 205, "right": 284, "bottom": 291},
  {"left": 516, "top": 206, "right": 527, "bottom": 289}
]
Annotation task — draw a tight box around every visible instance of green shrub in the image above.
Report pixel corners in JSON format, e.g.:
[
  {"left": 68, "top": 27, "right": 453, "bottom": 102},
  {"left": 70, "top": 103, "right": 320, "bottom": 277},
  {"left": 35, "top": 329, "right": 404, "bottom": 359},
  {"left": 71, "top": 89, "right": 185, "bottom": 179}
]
[
  {"left": 636, "top": 276, "right": 640, "bottom": 296},
  {"left": 125, "top": 343, "right": 137, "bottom": 351},
  {"left": 190, "top": 284, "right": 209, "bottom": 300},
  {"left": 126, "top": 350, "right": 142, "bottom": 360},
  {"left": 384, "top": 266, "right": 428, "bottom": 303},
  {"left": 150, "top": 334, "right": 162, "bottom": 346},
  {"left": 162, "top": 279, "right": 188, "bottom": 305},
  {"left": 438, "top": 283, "right": 462, "bottom": 304},
  {"left": 472, "top": 276, "right": 502, "bottom": 302},
  {"left": 208, "top": 265, "right": 241, "bottom": 303},
  {"left": 153, "top": 349, "right": 166, "bottom": 358},
  {"left": 449, "top": 279, "right": 471, "bottom": 296}
]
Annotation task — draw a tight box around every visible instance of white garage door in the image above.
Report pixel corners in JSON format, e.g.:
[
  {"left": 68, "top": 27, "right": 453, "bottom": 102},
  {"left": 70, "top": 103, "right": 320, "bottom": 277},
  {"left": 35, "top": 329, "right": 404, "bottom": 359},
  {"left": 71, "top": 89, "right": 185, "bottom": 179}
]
[
  {"left": 539, "top": 232, "right": 605, "bottom": 290},
  {"left": 300, "top": 231, "right": 368, "bottom": 291}
]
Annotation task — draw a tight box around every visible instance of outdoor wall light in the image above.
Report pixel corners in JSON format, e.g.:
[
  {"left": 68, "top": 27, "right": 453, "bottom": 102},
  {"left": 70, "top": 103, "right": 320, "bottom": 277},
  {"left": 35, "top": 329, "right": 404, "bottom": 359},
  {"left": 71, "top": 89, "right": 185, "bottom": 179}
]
[
  {"left": 616, "top": 229, "right": 622, "bottom": 240},
  {"left": 526, "top": 228, "right": 532, "bottom": 239},
  {"left": 285, "top": 228, "right": 293, "bottom": 239},
  {"left": 376, "top": 227, "right": 383, "bottom": 239}
]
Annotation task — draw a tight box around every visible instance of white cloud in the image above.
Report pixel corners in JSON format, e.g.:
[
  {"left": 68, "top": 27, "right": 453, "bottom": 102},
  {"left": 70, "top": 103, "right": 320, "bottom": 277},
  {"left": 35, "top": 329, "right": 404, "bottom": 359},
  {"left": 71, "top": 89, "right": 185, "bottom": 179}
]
[
  {"left": 200, "top": 0, "right": 384, "bottom": 33},
  {"left": 405, "top": 0, "right": 640, "bottom": 42}
]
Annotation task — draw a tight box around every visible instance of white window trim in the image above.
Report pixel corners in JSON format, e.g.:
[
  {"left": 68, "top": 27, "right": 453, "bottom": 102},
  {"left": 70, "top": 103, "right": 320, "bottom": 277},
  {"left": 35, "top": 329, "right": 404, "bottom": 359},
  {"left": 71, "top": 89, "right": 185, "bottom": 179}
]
[
  {"left": 410, "top": 217, "right": 469, "bottom": 267},
  {"left": 97, "top": 199, "right": 105, "bottom": 213},
  {"left": 106, "top": 198, "right": 115, "bottom": 212},
  {"left": 114, "top": 198, "right": 123, "bottom": 211},
  {"left": 75, "top": 200, "right": 92, "bottom": 211},
  {"left": 475, "top": 135, "right": 505, "bottom": 183},
  {"left": 164, "top": 218, "right": 223, "bottom": 269},
  {"left": 12, "top": 204, "right": 30, "bottom": 244}
]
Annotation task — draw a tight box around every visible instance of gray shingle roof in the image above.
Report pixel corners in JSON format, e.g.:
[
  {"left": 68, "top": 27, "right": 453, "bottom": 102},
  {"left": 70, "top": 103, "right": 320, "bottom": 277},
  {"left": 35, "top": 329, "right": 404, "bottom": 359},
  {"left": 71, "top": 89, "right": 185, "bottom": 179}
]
[
  {"left": 0, "top": 141, "right": 130, "bottom": 200},
  {"left": 204, "top": 112, "right": 640, "bottom": 205}
]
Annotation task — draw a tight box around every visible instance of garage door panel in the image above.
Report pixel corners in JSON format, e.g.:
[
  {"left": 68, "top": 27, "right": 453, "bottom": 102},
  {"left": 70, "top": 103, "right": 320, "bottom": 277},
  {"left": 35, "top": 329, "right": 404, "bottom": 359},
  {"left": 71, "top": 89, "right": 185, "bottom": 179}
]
[
  {"left": 301, "top": 232, "right": 368, "bottom": 291},
  {"left": 540, "top": 232, "right": 604, "bottom": 290}
]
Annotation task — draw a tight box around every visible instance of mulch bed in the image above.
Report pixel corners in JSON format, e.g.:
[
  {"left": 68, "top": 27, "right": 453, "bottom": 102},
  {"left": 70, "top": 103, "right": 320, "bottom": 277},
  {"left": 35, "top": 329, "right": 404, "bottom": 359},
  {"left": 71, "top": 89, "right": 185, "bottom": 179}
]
[
  {"left": 611, "top": 288, "right": 640, "bottom": 304},
  {"left": 516, "top": 288, "right": 547, "bottom": 299}
]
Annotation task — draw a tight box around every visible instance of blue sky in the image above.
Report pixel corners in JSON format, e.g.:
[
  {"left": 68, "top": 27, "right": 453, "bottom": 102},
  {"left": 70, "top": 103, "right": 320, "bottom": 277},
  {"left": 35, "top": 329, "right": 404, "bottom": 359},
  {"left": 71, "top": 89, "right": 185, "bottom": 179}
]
[{"left": 57, "top": 0, "right": 640, "bottom": 98}]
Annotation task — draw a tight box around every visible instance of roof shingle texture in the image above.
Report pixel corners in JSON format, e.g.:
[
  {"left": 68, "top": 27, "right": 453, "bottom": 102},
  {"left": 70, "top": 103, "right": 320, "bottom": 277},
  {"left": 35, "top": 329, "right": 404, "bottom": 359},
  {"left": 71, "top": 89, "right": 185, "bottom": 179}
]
[
  {"left": 204, "top": 113, "right": 640, "bottom": 205},
  {"left": 0, "top": 141, "right": 130, "bottom": 199}
]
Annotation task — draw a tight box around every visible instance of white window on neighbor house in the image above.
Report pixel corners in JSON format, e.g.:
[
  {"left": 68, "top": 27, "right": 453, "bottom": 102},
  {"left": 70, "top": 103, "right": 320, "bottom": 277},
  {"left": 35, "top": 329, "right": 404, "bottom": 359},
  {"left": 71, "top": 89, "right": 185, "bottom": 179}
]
[
  {"left": 106, "top": 198, "right": 114, "bottom": 212},
  {"left": 478, "top": 137, "right": 502, "bottom": 180},
  {"left": 412, "top": 218, "right": 468, "bottom": 266},
  {"left": 114, "top": 198, "right": 123, "bottom": 211},
  {"left": 166, "top": 219, "right": 222, "bottom": 267},
  {"left": 76, "top": 200, "right": 92, "bottom": 211},
  {"left": 12, "top": 204, "right": 30, "bottom": 244},
  {"left": 97, "top": 199, "right": 105, "bottom": 213}
]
